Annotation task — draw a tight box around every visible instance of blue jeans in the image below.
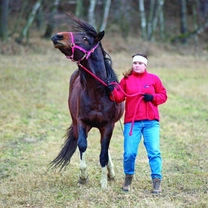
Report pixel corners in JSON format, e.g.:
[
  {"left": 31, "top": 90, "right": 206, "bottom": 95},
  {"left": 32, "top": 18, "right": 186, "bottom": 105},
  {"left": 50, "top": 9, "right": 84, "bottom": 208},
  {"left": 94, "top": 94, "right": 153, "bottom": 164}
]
[{"left": 123, "top": 120, "right": 162, "bottom": 179}]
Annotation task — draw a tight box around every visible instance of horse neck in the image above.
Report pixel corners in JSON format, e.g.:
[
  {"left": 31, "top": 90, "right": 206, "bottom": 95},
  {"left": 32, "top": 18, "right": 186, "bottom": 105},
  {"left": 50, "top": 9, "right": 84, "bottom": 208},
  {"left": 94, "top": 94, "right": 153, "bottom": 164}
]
[{"left": 79, "top": 50, "right": 107, "bottom": 88}]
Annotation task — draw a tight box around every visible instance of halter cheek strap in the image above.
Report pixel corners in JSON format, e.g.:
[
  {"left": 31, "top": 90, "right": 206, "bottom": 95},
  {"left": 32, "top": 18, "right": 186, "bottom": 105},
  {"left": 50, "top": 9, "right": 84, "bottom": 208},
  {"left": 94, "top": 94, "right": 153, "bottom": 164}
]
[{"left": 66, "top": 32, "right": 99, "bottom": 62}]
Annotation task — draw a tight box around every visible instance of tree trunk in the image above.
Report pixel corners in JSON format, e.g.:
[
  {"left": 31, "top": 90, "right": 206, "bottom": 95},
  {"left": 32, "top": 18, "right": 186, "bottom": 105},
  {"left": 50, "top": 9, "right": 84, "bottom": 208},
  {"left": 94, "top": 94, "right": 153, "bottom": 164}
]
[
  {"left": 35, "top": 6, "right": 44, "bottom": 30},
  {"left": 10, "top": 1, "right": 30, "bottom": 37},
  {"left": 179, "top": 0, "right": 187, "bottom": 44},
  {"left": 16, "top": 0, "right": 42, "bottom": 43},
  {"left": 171, "top": 17, "right": 208, "bottom": 43},
  {"left": 88, "top": 0, "right": 97, "bottom": 29},
  {"left": 199, "top": 0, "right": 208, "bottom": 18},
  {"left": 118, "top": 0, "right": 130, "bottom": 39},
  {"left": 147, "top": 0, "right": 155, "bottom": 40},
  {"left": 192, "top": 0, "right": 199, "bottom": 55},
  {"left": 157, "top": 0, "right": 165, "bottom": 40},
  {"left": 75, "top": 0, "right": 83, "bottom": 18},
  {"left": 0, "top": 0, "right": 9, "bottom": 41},
  {"left": 192, "top": 0, "right": 198, "bottom": 43},
  {"left": 100, "top": 0, "right": 111, "bottom": 31},
  {"left": 43, "top": 0, "right": 60, "bottom": 39},
  {"left": 138, "top": 0, "right": 147, "bottom": 40}
]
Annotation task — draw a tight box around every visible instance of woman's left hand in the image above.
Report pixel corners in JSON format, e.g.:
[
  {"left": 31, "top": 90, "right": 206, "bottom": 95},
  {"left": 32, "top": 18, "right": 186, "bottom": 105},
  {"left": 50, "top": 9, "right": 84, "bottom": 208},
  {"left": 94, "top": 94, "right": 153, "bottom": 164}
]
[{"left": 143, "top": 94, "right": 154, "bottom": 102}]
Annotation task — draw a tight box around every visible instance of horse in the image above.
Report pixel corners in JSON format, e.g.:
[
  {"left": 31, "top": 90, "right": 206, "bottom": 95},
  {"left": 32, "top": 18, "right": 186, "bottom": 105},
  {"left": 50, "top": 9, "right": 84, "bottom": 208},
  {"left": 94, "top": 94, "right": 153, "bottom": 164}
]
[{"left": 50, "top": 13, "right": 124, "bottom": 189}]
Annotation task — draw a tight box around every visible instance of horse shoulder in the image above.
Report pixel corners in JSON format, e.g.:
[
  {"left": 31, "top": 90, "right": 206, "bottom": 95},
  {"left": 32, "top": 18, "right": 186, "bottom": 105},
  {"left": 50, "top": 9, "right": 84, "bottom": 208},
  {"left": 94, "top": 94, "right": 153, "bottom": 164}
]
[{"left": 69, "top": 69, "right": 80, "bottom": 93}]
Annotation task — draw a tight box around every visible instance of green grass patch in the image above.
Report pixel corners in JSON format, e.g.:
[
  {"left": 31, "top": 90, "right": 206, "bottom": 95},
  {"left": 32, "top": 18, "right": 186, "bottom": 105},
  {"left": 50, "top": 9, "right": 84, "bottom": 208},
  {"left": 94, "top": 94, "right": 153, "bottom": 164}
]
[{"left": 0, "top": 50, "right": 208, "bottom": 207}]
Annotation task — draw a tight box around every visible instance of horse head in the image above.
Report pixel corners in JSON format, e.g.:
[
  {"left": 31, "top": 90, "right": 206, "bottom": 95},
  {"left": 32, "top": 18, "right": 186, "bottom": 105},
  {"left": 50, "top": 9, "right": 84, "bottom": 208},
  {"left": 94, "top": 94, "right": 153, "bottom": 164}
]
[{"left": 51, "top": 14, "right": 105, "bottom": 62}]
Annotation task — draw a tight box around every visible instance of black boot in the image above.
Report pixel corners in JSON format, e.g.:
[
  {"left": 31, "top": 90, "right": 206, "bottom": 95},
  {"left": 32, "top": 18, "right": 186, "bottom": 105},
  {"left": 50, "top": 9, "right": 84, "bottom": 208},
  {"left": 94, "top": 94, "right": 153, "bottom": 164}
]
[
  {"left": 122, "top": 174, "right": 133, "bottom": 192},
  {"left": 152, "top": 178, "right": 162, "bottom": 194}
]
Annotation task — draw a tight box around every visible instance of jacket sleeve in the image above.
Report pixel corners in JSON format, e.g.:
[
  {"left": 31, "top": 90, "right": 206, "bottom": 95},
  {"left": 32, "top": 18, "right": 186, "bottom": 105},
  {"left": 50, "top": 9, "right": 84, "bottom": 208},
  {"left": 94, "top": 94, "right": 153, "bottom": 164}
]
[
  {"left": 152, "top": 76, "right": 167, "bottom": 105},
  {"left": 109, "top": 78, "right": 126, "bottom": 103}
]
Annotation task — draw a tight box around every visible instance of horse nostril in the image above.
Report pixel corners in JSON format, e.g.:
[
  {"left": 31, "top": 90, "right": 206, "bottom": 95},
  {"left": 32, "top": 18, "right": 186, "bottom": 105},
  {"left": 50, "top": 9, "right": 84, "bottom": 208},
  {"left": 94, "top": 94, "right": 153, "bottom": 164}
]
[
  {"left": 51, "top": 34, "right": 63, "bottom": 41},
  {"left": 56, "top": 34, "right": 63, "bottom": 39}
]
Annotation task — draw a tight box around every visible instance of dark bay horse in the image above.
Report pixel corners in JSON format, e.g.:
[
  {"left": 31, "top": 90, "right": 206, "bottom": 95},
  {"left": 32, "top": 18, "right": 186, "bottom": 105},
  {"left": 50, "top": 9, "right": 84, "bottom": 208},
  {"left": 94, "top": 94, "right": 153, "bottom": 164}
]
[{"left": 50, "top": 14, "right": 124, "bottom": 189}]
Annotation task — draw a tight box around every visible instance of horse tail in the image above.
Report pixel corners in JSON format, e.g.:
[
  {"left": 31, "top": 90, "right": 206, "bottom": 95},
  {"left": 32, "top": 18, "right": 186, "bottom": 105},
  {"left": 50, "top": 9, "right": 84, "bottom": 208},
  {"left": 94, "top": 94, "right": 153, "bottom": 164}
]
[{"left": 49, "top": 125, "right": 78, "bottom": 170}]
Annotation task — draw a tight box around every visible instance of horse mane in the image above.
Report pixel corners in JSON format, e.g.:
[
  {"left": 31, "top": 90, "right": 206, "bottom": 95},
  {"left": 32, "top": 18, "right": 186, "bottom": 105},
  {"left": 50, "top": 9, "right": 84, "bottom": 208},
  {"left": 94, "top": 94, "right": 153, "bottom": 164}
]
[
  {"left": 101, "top": 45, "right": 119, "bottom": 83},
  {"left": 68, "top": 13, "right": 119, "bottom": 84},
  {"left": 68, "top": 12, "right": 97, "bottom": 38}
]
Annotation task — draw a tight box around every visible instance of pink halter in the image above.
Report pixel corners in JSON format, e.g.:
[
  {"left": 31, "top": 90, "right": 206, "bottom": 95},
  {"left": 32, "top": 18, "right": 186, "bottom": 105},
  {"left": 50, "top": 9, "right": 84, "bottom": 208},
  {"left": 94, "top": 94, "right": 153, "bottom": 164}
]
[{"left": 66, "top": 32, "right": 99, "bottom": 62}]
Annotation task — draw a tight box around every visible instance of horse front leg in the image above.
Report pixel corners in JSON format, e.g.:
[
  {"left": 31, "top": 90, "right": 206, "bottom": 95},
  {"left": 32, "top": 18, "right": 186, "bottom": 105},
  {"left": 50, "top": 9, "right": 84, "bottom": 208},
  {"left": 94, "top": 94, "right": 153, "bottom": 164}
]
[
  {"left": 78, "top": 152, "right": 88, "bottom": 184},
  {"left": 107, "top": 150, "right": 115, "bottom": 180},
  {"left": 100, "top": 150, "right": 115, "bottom": 189},
  {"left": 99, "top": 126, "right": 114, "bottom": 189},
  {"left": 77, "top": 125, "right": 88, "bottom": 184}
]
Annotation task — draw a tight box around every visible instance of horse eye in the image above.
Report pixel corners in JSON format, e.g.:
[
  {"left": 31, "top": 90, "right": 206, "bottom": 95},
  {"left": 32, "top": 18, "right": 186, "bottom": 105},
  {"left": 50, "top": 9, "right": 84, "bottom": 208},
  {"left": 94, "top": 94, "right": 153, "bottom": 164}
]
[{"left": 83, "top": 37, "right": 88, "bottom": 41}]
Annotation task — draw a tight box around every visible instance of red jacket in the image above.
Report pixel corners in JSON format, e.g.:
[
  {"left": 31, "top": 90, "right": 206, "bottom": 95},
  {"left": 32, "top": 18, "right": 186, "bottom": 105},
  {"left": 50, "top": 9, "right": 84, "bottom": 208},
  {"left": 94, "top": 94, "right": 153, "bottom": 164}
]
[{"left": 110, "top": 70, "right": 167, "bottom": 123}]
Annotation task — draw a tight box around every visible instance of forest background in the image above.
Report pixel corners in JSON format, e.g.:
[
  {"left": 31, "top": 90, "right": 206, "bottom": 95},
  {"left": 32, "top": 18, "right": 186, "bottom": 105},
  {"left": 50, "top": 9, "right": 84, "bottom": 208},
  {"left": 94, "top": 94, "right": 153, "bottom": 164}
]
[{"left": 0, "top": 0, "right": 208, "bottom": 54}]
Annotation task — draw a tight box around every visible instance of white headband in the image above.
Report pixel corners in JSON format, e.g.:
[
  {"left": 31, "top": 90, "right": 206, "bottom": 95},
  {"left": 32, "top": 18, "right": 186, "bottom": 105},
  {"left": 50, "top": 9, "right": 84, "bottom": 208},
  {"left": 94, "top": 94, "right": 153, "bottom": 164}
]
[{"left": 132, "top": 55, "right": 148, "bottom": 65}]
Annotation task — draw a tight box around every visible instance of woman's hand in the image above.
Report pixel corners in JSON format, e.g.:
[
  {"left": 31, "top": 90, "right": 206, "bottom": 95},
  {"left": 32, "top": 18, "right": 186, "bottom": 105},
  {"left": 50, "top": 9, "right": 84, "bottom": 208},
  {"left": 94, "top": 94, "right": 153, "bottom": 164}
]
[{"left": 143, "top": 94, "right": 153, "bottom": 102}]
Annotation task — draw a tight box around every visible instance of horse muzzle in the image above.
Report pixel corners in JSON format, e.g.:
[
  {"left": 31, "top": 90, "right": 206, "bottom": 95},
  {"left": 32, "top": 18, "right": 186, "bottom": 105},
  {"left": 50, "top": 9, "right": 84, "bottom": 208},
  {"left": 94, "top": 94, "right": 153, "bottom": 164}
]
[{"left": 51, "top": 34, "right": 65, "bottom": 48}]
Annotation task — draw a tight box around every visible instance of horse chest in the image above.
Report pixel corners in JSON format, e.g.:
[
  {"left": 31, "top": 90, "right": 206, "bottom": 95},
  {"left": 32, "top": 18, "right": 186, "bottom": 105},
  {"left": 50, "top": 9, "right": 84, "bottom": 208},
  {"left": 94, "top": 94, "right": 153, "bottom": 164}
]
[
  {"left": 80, "top": 99, "right": 109, "bottom": 115},
  {"left": 79, "top": 96, "right": 112, "bottom": 123}
]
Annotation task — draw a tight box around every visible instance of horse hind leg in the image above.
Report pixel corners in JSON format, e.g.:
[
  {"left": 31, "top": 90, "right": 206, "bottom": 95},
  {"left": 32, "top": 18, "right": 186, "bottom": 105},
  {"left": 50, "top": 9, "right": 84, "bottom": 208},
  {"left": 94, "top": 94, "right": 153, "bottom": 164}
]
[
  {"left": 78, "top": 152, "right": 88, "bottom": 184},
  {"left": 99, "top": 127, "right": 115, "bottom": 189}
]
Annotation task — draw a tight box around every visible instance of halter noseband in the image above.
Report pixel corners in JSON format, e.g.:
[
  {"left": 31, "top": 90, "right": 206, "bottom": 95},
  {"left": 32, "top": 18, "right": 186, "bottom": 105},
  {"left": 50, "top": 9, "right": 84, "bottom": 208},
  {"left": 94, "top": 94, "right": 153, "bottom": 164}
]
[{"left": 66, "top": 32, "right": 99, "bottom": 62}]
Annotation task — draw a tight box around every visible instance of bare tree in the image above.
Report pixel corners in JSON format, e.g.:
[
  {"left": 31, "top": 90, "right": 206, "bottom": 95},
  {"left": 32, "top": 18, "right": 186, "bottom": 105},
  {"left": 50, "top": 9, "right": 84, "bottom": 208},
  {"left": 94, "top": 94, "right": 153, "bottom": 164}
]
[
  {"left": 100, "top": 0, "right": 111, "bottom": 31},
  {"left": 117, "top": 0, "right": 131, "bottom": 39},
  {"left": 88, "top": 0, "right": 97, "bottom": 28},
  {"left": 151, "top": 0, "right": 165, "bottom": 41},
  {"left": 199, "top": 0, "right": 208, "bottom": 18},
  {"left": 10, "top": 1, "right": 29, "bottom": 37},
  {"left": 16, "top": 0, "right": 42, "bottom": 43},
  {"left": 158, "top": 0, "right": 165, "bottom": 40},
  {"left": 147, "top": 0, "right": 155, "bottom": 40},
  {"left": 75, "top": 0, "right": 84, "bottom": 18},
  {"left": 0, "top": 0, "right": 9, "bottom": 41},
  {"left": 192, "top": 0, "right": 198, "bottom": 43},
  {"left": 2, "top": 0, "right": 208, "bottom": 47},
  {"left": 171, "top": 0, "right": 208, "bottom": 44},
  {"left": 179, "top": 0, "right": 187, "bottom": 44},
  {"left": 138, "top": 0, "right": 147, "bottom": 40},
  {"left": 171, "top": 16, "right": 208, "bottom": 43},
  {"left": 43, "top": 0, "right": 60, "bottom": 39}
]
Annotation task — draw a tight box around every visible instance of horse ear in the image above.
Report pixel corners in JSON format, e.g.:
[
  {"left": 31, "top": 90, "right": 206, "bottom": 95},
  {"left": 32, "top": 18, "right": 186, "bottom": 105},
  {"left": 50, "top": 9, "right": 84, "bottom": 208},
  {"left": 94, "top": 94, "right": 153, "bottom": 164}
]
[{"left": 96, "top": 31, "right": 105, "bottom": 42}]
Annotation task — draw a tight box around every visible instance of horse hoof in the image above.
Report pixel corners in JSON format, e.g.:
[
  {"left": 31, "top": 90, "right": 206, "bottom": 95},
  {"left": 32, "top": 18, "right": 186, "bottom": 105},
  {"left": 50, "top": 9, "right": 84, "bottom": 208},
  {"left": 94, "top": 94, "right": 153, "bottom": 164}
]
[
  {"left": 78, "top": 178, "right": 88, "bottom": 185},
  {"left": 100, "top": 182, "right": 108, "bottom": 189},
  {"left": 107, "top": 174, "right": 115, "bottom": 181},
  {"left": 108, "top": 176, "right": 115, "bottom": 181}
]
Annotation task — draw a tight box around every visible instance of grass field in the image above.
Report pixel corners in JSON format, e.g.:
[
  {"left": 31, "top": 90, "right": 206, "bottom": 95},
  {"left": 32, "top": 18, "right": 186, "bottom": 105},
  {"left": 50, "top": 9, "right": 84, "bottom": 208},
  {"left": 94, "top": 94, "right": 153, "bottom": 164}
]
[{"left": 0, "top": 40, "right": 208, "bottom": 208}]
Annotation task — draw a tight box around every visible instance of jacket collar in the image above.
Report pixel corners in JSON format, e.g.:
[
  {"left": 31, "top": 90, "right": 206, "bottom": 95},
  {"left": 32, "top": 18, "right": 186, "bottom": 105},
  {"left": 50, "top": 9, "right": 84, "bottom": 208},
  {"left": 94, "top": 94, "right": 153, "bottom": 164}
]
[{"left": 132, "top": 70, "right": 147, "bottom": 77}]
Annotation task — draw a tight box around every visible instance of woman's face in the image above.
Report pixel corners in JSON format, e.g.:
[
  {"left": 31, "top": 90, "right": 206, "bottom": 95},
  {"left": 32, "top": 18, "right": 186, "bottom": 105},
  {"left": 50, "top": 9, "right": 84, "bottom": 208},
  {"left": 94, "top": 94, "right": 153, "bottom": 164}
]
[{"left": 132, "top": 61, "right": 146, "bottom": 74}]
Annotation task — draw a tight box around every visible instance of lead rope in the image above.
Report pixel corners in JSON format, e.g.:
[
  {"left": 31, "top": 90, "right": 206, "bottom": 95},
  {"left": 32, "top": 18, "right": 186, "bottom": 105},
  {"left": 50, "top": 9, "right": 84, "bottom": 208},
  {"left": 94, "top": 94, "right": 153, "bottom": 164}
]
[
  {"left": 109, "top": 83, "right": 144, "bottom": 135},
  {"left": 77, "top": 62, "right": 156, "bottom": 136},
  {"left": 110, "top": 92, "right": 124, "bottom": 133},
  {"left": 112, "top": 83, "right": 157, "bottom": 135}
]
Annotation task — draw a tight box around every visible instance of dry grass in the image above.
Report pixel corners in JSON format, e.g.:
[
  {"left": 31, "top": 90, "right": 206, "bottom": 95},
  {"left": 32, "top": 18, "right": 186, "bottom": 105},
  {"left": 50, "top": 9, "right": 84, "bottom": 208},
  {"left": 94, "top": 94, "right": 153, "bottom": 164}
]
[{"left": 0, "top": 38, "right": 208, "bottom": 208}]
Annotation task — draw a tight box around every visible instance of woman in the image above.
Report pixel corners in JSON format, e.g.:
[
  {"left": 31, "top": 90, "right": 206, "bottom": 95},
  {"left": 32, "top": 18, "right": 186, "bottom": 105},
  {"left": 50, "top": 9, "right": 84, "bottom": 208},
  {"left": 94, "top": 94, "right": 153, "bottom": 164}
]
[{"left": 107, "top": 53, "right": 167, "bottom": 193}]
